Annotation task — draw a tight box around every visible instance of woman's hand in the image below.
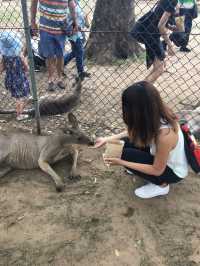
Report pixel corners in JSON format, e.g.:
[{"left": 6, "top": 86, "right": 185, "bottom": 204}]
[
  {"left": 93, "top": 137, "right": 107, "bottom": 148},
  {"left": 104, "top": 157, "right": 124, "bottom": 166}
]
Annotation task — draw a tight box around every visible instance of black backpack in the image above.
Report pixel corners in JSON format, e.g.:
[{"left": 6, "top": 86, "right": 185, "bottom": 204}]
[{"left": 180, "top": 120, "right": 200, "bottom": 173}]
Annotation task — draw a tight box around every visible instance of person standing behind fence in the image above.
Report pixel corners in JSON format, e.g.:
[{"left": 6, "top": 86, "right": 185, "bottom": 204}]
[
  {"left": 178, "top": 0, "right": 198, "bottom": 52},
  {"left": 30, "top": 0, "right": 78, "bottom": 92},
  {"left": 131, "top": 0, "right": 178, "bottom": 84},
  {"left": 0, "top": 31, "right": 30, "bottom": 121},
  {"left": 64, "top": 0, "right": 91, "bottom": 81}
]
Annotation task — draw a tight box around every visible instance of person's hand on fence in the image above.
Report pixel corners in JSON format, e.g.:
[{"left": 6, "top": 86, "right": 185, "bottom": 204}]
[{"left": 93, "top": 137, "right": 107, "bottom": 148}]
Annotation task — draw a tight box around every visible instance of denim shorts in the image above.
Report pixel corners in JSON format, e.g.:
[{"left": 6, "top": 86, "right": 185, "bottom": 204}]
[{"left": 39, "top": 30, "right": 66, "bottom": 58}]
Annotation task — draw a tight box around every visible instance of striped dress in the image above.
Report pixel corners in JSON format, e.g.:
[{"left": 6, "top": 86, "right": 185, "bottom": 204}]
[{"left": 39, "top": 0, "right": 68, "bottom": 35}]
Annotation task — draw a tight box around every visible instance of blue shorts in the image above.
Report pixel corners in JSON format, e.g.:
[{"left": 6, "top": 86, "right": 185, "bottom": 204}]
[{"left": 39, "top": 31, "right": 66, "bottom": 58}]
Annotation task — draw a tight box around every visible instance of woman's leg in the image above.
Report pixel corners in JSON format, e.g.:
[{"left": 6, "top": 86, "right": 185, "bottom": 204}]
[
  {"left": 121, "top": 146, "right": 182, "bottom": 186},
  {"left": 145, "top": 58, "right": 165, "bottom": 84}
]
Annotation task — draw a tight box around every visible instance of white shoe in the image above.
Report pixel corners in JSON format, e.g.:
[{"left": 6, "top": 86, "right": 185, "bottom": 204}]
[
  {"left": 134, "top": 183, "right": 169, "bottom": 199},
  {"left": 16, "top": 114, "right": 29, "bottom": 121}
]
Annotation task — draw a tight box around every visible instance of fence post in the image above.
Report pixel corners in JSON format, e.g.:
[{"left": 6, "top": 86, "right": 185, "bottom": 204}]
[{"left": 20, "top": 0, "right": 41, "bottom": 135}]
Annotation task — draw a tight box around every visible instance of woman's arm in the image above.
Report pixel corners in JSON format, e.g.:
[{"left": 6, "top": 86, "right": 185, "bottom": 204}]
[
  {"left": 94, "top": 130, "right": 128, "bottom": 148},
  {"left": 31, "top": 0, "right": 39, "bottom": 35},
  {"left": 104, "top": 131, "right": 128, "bottom": 142},
  {"left": 105, "top": 129, "right": 176, "bottom": 176},
  {"left": 68, "top": 0, "right": 78, "bottom": 32},
  {"left": 158, "top": 12, "right": 175, "bottom": 56},
  {"left": 120, "top": 135, "right": 172, "bottom": 175}
]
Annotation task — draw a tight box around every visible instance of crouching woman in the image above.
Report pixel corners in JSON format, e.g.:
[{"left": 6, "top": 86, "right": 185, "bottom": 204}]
[{"left": 94, "top": 81, "right": 188, "bottom": 199}]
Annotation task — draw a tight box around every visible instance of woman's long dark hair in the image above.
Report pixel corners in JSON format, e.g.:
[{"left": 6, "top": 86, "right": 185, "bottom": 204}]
[{"left": 122, "top": 81, "right": 178, "bottom": 147}]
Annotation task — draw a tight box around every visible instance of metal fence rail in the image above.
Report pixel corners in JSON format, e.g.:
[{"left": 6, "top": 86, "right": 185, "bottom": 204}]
[{"left": 0, "top": 0, "right": 200, "bottom": 138}]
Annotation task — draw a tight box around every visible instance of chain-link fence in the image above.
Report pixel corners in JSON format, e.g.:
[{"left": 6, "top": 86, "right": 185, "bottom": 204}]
[{"left": 0, "top": 0, "right": 200, "bottom": 138}]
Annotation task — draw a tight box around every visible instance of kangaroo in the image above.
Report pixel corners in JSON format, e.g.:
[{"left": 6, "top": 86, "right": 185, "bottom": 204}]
[
  {"left": 0, "top": 80, "right": 82, "bottom": 117},
  {"left": 0, "top": 113, "right": 94, "bottom": 192}
]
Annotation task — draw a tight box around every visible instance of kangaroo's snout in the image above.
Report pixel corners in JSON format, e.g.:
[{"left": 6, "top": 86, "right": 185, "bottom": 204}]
[
  {"left": 82, "top": 136, "right": 94, "bottom": 146},
  {"left": 89, "top": 140, "right": 95, "bottom": 146}
]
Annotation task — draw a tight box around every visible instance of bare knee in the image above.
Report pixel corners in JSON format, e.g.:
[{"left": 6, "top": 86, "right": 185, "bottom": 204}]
[{"left": 153, "top": 60, "right": 165, "bottom": 75}]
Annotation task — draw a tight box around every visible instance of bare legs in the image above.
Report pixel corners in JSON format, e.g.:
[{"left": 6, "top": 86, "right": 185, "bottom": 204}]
[
  {"left": 46, "top": 56, "right": 64, "bottom": 83},
  {"left": 46, "top": 57, "right": 64, "bottom": 90},
  {"left": 145, "top": 58, "right": 165, "bottom": 84},
  {"left": 16, "top": 99, "right": 26, "bottom": 117},
  {"left": 56, "top": 57, "right": 64, "bottom": 82},
  {"left": 46, "top": 57, "right": 55, "bottom": 83}
]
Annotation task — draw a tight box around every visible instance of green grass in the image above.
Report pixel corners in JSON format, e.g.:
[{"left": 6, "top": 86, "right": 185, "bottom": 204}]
[
  {"left": 110, "top": 51, "right": 146, "bottom": 66},
  {"left": 85, "top": 50, "right": 146, "bottom": 67}
]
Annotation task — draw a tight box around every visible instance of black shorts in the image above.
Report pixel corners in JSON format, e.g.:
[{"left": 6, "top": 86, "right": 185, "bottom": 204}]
[{"left": 131, "top": 22, "right": 165, "bottom": 68}]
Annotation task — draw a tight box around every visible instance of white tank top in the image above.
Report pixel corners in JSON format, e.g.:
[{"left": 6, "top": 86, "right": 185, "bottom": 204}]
[{"left": 150, "top": 123, "right": 188, "bottom": 178}]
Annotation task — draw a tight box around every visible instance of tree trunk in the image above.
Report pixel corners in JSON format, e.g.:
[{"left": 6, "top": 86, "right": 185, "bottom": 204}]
[{"left": 86, "top": 0, "right": 142, "bottom": 64}]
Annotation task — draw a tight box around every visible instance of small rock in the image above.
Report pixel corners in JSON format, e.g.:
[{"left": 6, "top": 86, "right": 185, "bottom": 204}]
[{"left": 115, "top": 249, "right": 120, "bottom": 257}]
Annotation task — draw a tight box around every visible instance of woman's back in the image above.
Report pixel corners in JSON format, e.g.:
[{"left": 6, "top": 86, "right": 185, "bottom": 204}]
[
  {"left": 138, "top": 0, "right": 178, "bottom": 32},
  {"left": 150, "top": 122, "right": 188, "bottom": 178}
]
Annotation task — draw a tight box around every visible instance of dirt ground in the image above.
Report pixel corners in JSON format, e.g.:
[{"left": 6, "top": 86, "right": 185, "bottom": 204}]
[
  {"left": 1, "top": 1, "right": 200, "bottom": 265},
  {"left": 0, "top": 146, "right": 200, "bottom": 266}
]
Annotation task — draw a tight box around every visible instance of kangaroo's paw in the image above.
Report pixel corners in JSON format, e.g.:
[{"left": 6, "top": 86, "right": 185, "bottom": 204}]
[{"left": 55, "top": 182, "right": 65, "bottom": 192}]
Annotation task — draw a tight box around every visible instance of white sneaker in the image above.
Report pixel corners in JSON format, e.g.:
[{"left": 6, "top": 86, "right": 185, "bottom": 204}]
[
  {"left": 16, "top": 114, "right": 29, "bottom": 121},
  {"left": 134, "top": 183, "right": 169, "bottom": 199}
]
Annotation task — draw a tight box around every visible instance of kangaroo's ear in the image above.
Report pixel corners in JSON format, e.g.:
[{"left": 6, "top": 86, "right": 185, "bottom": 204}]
[{"left": 68, "top": 113, "right": 79, "bottom": 128}]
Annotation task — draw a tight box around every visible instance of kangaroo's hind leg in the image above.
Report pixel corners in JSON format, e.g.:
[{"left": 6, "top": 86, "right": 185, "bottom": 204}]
[
  {"left": 0, "top": 166, "right": 12, "bottom": 178},
  {"left": 0, "top": 152, "right": 12, "bottom": 178},
  {"left": 38, "top": 146, "right": 66, "bottom": 192}
]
